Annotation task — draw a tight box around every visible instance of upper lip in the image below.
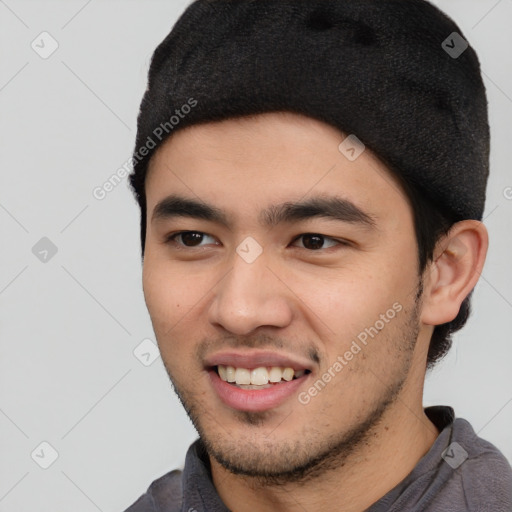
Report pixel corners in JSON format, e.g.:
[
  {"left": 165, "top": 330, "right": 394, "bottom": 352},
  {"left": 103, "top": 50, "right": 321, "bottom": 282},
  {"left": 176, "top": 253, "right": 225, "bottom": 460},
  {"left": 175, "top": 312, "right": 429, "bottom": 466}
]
[{"left": 204, "top": 350, "right": 314, "bottom": 372}]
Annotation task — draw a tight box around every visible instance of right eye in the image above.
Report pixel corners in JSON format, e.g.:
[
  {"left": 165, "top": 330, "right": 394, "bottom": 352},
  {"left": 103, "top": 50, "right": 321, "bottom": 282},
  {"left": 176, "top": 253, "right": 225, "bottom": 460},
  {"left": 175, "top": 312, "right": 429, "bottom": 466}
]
[{"left": 164, "top": 231, "right": 219, "bottom": 249}]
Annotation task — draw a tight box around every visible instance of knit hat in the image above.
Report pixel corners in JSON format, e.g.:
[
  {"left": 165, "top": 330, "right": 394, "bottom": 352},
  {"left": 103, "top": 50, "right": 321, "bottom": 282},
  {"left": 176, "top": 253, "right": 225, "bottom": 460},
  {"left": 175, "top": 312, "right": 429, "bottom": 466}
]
[{"left": 130, "top": 0, "right": 489, "bottom": 251}]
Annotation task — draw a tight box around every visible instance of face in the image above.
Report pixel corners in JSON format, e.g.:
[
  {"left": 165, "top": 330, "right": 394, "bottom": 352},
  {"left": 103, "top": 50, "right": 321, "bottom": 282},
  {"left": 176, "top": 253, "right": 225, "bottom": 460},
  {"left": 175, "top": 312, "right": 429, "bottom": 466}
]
[{"left": 142, "top": 112, "right": 426, "bottom": 482}]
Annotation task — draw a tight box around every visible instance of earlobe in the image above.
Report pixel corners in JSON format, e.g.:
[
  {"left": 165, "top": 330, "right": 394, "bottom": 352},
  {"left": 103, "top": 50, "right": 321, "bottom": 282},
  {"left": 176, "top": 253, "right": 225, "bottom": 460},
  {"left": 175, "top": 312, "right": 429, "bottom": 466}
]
[{"left": 420, "top": 220, "right": 488, "bottom": 326}]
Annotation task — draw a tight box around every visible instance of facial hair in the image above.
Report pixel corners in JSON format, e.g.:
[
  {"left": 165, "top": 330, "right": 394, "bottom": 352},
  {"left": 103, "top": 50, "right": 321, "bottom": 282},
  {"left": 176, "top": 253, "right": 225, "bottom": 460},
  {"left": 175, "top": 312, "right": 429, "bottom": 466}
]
[{"left": 161, "top": 282, "right": 424, "bottom": 486}]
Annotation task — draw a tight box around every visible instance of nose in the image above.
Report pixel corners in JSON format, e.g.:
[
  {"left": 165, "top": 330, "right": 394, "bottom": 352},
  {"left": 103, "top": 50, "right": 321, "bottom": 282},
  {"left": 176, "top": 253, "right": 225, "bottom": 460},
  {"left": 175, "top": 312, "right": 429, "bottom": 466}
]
[{"left": 207, "top": 250, "right": 293, "bottom": 336}]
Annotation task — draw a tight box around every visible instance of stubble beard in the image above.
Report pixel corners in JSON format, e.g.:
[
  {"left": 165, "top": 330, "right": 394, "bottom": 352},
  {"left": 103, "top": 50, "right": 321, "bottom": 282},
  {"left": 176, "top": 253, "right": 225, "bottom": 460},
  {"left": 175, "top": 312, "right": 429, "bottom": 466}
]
[{"left": 161, "top": 287, "right": 423, "bottom": 487}]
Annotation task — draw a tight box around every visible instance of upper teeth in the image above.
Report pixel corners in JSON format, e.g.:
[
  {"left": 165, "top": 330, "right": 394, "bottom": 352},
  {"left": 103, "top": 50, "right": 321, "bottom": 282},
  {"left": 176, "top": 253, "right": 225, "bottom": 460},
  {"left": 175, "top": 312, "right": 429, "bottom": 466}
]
[{"left": 217, "top": 365, "right": 305, "bottom": 385}]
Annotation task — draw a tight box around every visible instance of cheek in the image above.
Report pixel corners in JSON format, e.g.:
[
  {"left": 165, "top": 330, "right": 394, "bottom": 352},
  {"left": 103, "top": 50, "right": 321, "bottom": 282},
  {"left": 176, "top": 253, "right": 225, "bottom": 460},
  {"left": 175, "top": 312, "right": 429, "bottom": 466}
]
[
  {"left": 142, "top": 256, "right": 205, "bottom": 377},
  {"left": 142, "top": 252, "right": 198, "bottom": 332},
  {"left": 299, "top": 260, "right": 417, "bottom": 362},
  {"left": 301, "top": 267, "right": 400, "bottom": 327}
]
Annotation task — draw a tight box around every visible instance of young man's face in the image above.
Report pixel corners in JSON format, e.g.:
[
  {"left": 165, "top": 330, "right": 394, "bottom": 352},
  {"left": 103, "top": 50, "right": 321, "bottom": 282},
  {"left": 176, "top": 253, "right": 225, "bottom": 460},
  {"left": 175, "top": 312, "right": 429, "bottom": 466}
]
[{"left": 142, "top": 112, "right": 431, "bottom": 479}]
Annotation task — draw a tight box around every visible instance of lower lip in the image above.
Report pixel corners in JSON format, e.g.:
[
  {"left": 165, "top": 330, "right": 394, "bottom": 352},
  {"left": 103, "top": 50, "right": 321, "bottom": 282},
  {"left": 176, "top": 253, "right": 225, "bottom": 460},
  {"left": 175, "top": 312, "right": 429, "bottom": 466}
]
[{"left": 208, "top": 369, "right": 310, "bottom": 412}]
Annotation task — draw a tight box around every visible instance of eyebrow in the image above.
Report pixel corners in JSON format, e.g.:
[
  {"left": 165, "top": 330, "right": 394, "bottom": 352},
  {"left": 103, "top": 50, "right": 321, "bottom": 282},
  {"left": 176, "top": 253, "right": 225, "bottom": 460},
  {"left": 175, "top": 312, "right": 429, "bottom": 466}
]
[{"left": 152, "top": 194, "right": 376, "bottom": 229}]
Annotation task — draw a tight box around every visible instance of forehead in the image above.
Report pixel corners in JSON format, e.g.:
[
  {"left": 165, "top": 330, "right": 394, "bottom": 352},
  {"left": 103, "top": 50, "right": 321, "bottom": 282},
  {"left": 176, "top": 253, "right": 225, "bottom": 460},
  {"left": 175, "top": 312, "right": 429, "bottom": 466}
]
[{"left": 144, "top": 112, "right": 411, "bottom": 227}]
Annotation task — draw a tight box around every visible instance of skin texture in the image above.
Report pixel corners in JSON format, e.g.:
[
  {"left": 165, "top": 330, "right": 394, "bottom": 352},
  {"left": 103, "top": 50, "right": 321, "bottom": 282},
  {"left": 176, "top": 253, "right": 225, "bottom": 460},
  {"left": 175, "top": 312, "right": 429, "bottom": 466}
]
[{"left": 142, "top": 111, "right": 488, "bottom": 511}]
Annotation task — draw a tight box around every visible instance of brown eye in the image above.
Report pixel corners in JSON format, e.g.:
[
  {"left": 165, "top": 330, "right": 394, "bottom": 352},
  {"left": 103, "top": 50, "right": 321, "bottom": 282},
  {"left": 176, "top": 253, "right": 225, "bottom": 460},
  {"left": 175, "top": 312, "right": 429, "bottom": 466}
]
[
  {"left": 292, "top": 233, "right": 341, "bottom": 251},
  {"left": 166, "top": 231, "right": 216, "bottom": 248},
  {"left": 179, "top": 232, "right": 204, "bottom": 247}
]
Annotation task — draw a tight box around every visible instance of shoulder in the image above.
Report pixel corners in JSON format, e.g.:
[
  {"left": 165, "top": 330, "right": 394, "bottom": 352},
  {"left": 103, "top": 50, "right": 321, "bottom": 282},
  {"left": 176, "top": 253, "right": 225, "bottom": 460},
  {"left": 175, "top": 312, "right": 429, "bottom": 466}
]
[
  {"left": 123, "top": 469, "right": 183, "bottom": 512},
  {"left": 443, "top": 418, "right": 512, "bottom": 511}
]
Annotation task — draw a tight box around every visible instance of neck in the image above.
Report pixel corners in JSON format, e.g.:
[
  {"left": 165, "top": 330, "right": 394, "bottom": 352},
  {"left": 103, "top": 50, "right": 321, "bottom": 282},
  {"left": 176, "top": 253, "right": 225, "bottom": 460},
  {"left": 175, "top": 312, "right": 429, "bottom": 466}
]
[{"left": 210, "top": 400, "right": 439, "bottom": 512}]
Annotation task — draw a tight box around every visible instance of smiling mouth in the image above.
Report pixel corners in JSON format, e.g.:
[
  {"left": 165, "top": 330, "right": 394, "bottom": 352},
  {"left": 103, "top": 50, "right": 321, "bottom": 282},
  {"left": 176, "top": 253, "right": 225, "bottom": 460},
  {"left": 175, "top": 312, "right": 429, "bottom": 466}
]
[{"left": 214, "top": 365, "right": 311, "bottom": 390}]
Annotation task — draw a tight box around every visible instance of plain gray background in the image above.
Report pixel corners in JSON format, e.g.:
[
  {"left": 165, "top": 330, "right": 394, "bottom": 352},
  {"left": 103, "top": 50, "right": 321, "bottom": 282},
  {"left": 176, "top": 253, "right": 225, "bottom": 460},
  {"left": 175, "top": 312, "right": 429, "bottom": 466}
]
[{"left": 1, "top": 0, "right": 511, "bottom": 510}]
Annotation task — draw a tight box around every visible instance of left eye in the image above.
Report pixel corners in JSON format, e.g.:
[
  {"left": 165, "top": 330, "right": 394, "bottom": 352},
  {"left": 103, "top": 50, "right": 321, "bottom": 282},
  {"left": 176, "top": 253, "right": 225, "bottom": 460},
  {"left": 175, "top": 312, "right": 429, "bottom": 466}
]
[
  {"left": 166, "top": 231, "right": 343, "bottom": 251},
  {"left": 291, "top": 233, "right": 341, "bottom": 251}
]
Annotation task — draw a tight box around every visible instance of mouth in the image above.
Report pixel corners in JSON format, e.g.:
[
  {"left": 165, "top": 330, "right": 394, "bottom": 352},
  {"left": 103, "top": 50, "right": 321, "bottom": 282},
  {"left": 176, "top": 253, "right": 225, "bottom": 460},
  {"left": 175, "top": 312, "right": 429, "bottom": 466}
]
[
  {"left": 205, "top": 353, "right": 313, "bottom": 412},
  {"left": 214, "top": 365, "right": 311, "bottom": 389}
]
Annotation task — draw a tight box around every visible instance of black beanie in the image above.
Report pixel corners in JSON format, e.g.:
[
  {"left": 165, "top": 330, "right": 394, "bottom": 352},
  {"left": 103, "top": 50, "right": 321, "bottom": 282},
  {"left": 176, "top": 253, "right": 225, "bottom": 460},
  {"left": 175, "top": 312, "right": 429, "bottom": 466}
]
[{"left": 130, "top": 0, "right": 490, "bottom": 250}]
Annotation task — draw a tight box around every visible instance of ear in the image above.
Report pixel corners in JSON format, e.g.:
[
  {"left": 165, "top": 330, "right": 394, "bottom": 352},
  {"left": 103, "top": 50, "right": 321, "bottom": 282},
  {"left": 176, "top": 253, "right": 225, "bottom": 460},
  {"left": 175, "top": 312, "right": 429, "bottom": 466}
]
[{"left": 420, "top": 220, "right": 488, "bottom": 326}]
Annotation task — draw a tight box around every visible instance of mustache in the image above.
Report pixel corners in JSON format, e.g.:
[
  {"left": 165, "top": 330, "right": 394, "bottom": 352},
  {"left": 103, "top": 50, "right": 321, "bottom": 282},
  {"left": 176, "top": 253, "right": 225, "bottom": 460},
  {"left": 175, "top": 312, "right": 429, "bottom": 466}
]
[{"left": 196, "top": 333, "right": 321, "bottom": 365}]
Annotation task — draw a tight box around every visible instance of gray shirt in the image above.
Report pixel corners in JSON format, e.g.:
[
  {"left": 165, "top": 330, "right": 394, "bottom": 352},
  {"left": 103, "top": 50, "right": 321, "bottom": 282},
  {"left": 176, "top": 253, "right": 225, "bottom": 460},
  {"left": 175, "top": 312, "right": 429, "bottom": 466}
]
[{"left": 124, "top": 406, "right": 512, "bottom": 511}]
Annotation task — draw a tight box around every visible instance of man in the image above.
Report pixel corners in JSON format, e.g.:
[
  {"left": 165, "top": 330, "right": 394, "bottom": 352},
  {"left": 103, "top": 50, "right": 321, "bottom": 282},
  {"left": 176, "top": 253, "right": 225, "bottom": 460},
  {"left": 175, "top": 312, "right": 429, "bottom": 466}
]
[{"left": 125, "top": 0, "right": 512, "bottom": 510}]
